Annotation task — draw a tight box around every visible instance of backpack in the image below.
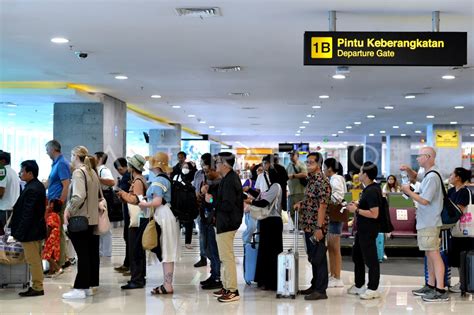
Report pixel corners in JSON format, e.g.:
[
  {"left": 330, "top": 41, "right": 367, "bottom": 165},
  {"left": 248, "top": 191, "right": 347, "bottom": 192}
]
[
  {"left": 159, "top": 174, "right": 198, "bottom": 222},
  {"left": 377, "top": 187, "right": 394, "bottom": 233}
]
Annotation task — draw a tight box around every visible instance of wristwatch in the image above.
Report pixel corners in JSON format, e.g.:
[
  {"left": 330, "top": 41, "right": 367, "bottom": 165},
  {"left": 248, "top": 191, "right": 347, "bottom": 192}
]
[{"left": 356, "top": 208, "right": 360, "bottom": 215}]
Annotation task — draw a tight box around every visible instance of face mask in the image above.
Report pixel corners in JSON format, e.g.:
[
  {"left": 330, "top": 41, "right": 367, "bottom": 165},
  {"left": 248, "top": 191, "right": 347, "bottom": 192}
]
[{"left": 182, "top": 168, "right": 190, "bottom": 175}]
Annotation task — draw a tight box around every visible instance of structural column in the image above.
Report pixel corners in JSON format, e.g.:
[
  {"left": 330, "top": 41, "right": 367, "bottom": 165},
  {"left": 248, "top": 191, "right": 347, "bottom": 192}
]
[{"left": 149, "top": 124, "right": 181, "bottom": 166}]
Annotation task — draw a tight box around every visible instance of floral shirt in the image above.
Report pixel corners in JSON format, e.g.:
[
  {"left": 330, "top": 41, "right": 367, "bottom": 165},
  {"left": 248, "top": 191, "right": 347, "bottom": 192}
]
[{"left": 299, "top": 171, "right": 331, "bottom": 234}]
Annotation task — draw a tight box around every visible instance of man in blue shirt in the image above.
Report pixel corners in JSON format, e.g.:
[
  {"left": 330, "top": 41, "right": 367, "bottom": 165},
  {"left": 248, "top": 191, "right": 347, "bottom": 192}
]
[{"left": 45, "top": 140, "right": 71, "bottom": 268}]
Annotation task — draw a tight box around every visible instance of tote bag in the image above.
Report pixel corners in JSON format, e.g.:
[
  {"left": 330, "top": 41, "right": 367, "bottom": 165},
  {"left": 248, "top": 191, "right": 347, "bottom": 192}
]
[{"left": 451, "top": 188, "right": 474, "bottom": 237}]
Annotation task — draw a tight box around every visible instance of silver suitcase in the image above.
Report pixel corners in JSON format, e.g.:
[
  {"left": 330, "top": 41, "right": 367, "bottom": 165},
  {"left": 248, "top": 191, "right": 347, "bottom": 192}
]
[
  {"left": 276, "top": 212, "right": 299, "bottom": 299},
  {"left": 0, "top": 263, "right": 30, "bottom": 288}
]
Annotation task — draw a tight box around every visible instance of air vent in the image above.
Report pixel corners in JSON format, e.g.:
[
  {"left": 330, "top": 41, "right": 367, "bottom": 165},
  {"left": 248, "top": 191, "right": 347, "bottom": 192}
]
[
  {"left": 212, "top": 66, "right": 241, "bottom": 72},
  {"left": 229, "top": 92, "right": 250, "bottom": 97},
  {"left": 176, "top": 7, "right": 222, "bottom": 18}
]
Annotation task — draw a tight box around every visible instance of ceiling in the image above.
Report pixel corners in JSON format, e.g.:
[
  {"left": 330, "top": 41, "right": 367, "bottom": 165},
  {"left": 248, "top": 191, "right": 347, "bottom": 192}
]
[{"left": 1, "top": 0, "right": 473, "bottom": 147}]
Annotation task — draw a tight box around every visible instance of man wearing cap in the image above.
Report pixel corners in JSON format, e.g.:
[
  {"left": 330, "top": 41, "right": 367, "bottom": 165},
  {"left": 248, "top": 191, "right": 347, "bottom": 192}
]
[
  {"left": 0, "top": 150, "right": 20, "bottom": 227},
  {"left": 286, "top": 150, "right": 307, "bottom": 229}
]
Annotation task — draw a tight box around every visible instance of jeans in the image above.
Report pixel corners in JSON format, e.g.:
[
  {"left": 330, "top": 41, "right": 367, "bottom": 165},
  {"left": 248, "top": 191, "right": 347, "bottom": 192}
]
[
  {"left": 202, "top": 224, "right": 220, "bottom": 280},
  {"left": 99, "top": 229, "right": 113, "bottom": 257},
  {"left": 197, "top": 217, "right": 207, "bottom": 258},
  {"left": 304, "top": 232, "right": 328, "bottom": 294},
  {"left": 242, "top": 212, "right": 258, "bottom": 244},
  {"left": 352, "top": 230, "right": 380, "bottom": 291}
]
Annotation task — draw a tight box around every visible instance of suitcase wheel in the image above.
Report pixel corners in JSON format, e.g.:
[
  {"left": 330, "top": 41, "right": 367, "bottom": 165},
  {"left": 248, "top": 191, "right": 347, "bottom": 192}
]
[{"left": 276, "top": 294, "right": 281, "bottom": 299}]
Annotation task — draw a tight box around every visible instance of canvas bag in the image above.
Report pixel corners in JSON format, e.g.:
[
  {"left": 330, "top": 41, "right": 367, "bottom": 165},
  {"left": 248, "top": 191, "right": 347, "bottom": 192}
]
[
  {"left": 142, "top": 207, "right": 158, "bottom": 250},
  {"left": 451, "top": 187, "right": 474, "bottom": 237},
  {"left": 128, "top": 178, "right": 147, "bottom": 227},
  {"left": 95, "top": 189, "right": 111, "bottom": 235}
]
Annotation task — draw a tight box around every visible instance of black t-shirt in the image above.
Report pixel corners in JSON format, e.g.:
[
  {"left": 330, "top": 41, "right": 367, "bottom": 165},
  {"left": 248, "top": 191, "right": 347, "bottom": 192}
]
[
  {"left": 448, "top": 186, "right": 470, "bottom": 208},
  {"left": 357, "top": 182, "right": 381, "bottom": 233}
]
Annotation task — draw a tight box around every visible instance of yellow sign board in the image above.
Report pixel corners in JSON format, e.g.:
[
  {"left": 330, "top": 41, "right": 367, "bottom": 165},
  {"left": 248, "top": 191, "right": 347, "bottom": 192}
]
[
  {"left": 435, "top": 130, "right": 459, "bottom": 148},
  {"left": 311, "top": 37, "right": 333, "bottom": 59}
]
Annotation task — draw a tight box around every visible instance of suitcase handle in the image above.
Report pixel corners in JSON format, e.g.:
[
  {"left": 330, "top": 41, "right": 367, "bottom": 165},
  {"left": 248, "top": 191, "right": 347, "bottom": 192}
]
[{"left": 293, "top": 210, "right": 299, "bottom": 252}]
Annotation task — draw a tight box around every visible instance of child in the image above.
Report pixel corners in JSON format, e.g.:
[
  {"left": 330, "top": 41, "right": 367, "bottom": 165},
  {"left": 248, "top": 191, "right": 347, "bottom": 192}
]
[{"left": 43, "top": 199, "right": 62, "bottom": 277}]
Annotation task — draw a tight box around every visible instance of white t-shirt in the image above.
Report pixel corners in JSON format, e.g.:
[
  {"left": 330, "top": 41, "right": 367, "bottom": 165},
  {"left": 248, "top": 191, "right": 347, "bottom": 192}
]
[
  {"left": 97, "top": 165, "right": 114, "bottom": 190},
  {"left": 0, "top": 165, "right": 21, "bottom": 210},
  {"left": 329, "top": 174, "right": 347, "bottom": 204},
  {"left": 255, "top": 172, "right": 269, "bottom": 192}
]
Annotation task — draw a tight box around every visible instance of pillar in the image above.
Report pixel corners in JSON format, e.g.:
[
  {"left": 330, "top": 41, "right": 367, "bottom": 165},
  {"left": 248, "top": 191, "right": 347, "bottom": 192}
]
[
  {"left": 385, "top": 135, "right": 411, "bottom": 177},
  {"left": 149, "top": 124, "right": 181, "bottom": 166}
]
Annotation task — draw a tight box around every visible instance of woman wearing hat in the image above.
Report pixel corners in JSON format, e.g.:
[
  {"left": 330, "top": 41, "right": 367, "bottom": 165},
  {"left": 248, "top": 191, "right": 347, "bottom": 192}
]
[
  {"left": 139, "top": 152, "right": 179, "bottom": 295},
  {"left": 116, "top": 154, "right": 148, "bottom": 289}
]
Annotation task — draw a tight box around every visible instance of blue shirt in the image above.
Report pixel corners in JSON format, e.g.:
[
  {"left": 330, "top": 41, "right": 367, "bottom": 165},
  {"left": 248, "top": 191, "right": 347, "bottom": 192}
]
[
  {"left": 147, "top": 175, "right": 171, "bottom": 204},
  {"left": 47, "top": 155, "right": 71, "bottom": 200}
]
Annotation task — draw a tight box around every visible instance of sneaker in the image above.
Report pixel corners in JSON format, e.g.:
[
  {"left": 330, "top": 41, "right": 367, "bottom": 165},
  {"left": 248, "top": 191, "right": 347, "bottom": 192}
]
[
  {"left": 213, "top": 288, "right": 228, "bottom": 298},
  {"left": 194, "top": 257, "right": 207, "bottom": 268},
  {"left": 412, "top": 285, "right": 435, "bottom": 297},
  {"left": 328, "top": 277, "right": 344, "bottom": 288},
  {"left": 360, "top": 289, "right": 380, "bottom": 300},
  {"left": 114, "top": 265, "right": 129, "bottom": 273},
  {"left": 304, "top": 291, "right": 328, "bottom": 300},
  {"left": 185, "top": 244, "right": 193, "bottom": 250},
  {"left": 448, "top": 283, "right": 461, "bottom": 293},
  {"left": 422, "top": 290, "right": 450, "bottom": 302},
  {"left": 218, "top": 290, "right": 240, "bottom": 303},
  {"left": 200, "top": 276, "right": 214, "bottom": 285},
  {"left": 202, "top": 280, "right": 223, "bottom": 290},
  {"left": 347, "top": 285, "right": 366, "bottom": 295},
  {"left": 62, "top": 289, "right": 86, "bottom": 300}
]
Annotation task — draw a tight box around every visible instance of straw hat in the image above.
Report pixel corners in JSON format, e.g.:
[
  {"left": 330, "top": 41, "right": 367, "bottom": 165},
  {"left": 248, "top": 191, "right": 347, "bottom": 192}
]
[
  {"left": 127, "top": 154, "right": 146, "bottom": 172},
  {"left": 149, "top": 152, "right": 171, "bottom": 173}
]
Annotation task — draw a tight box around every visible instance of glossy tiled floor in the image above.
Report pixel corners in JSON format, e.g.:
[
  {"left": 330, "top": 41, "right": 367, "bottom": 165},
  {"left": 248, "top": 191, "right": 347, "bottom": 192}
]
[{"left": 1, "top": 227, "right": 472, "bottom": 314}]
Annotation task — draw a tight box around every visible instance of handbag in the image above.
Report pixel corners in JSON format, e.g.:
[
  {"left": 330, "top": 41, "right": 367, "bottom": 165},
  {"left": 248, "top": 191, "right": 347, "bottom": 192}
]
[
  {"left": 249, "top": 185, "right": 281, "bottom": 220},
  {"left": 128, "top": 177, "right": 147, "bottom": 227},
  {"left": 95, "top": 190, "right": 111, "bottom": 235},
  {"left": 67, "top": 169, "right": 89, "bottom": 233},
  {"left": 328, "top": 202, "right": 349, "bottom": 222},
  {"left": 451, "top": 187, "right": 474, "bottom": 237},
  {"left": 427, "top": 170, "right": 463, "bottom": 229},
  {"left": 142, "top": 207, "right": 158, "bottom": 250}
]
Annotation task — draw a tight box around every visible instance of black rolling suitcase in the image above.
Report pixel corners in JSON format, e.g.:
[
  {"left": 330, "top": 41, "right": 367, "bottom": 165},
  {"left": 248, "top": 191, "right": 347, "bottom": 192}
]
[{"left": 459, "top": 250, "right": 474, "bottom": 296}]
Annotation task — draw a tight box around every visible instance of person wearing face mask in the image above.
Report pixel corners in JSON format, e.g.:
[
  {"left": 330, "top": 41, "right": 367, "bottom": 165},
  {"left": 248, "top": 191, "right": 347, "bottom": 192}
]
[{"left": 173, "top": 162, "right": 196, "bottom": 249}]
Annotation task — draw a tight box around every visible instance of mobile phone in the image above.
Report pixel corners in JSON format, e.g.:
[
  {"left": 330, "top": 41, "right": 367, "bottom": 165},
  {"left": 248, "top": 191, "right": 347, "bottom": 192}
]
[{"left": 138, "top": 195, "right": 144, "bottom": 202}]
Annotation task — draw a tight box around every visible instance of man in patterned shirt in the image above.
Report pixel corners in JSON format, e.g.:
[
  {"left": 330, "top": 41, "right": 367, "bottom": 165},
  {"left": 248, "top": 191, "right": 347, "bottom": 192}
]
[{"left": 295, "top": 152, "right": 331, "bottom": 301}]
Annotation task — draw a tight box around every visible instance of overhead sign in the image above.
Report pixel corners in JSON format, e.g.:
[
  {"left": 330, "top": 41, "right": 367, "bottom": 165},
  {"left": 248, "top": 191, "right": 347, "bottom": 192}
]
[
  {"left": 304, "top": 32, "right": 467, "bottom": 66},
  {"left": 435, "top": 130, "right": 460, "bottom": 148}
]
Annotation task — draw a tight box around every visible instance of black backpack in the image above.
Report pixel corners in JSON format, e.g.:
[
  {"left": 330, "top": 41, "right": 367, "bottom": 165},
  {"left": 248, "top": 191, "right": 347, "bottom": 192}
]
[
  {"left": 161, "top": 174, "right": 198, "bottom": 222},
  {"left": 377, "top": 188, "right": 394, "bottom": 233}
]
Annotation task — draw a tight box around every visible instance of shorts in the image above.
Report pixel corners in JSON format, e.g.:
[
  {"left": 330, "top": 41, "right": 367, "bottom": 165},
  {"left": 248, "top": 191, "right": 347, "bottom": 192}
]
[
  {"left": 328, "top": 221, "right": 343, "bottom": 235},
  {"left": 417, "top": 227, "right": 440, "bottom": 251}
]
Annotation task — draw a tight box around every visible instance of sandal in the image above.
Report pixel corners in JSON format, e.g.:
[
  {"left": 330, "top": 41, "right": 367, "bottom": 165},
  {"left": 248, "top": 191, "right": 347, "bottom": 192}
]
[{"left": 151, "top": 285, "right": 173, "bottom": 295}]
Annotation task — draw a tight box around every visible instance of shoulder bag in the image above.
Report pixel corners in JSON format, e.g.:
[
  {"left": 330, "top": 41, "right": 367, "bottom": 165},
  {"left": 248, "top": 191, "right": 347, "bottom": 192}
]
[
  {"left": 142, "top": 207, "right": 158, "bottom": 250},
  {"left": 451, "top": 187, "right": 474, "bottom": 237},
  {"left": 129, "top": 178, "right": 147, "bottom": 228},
  {"left": 95, "top": 189, "right": 111, "bottom": 235},
  {"left": 292, "top": 163, "right": 308, "bottom": 187},
  {"left": 68, "top": 169, "right": 89, "bottom": 233},
  {"left": 249, "top": 185, "right": 281, "bottom": 220}
]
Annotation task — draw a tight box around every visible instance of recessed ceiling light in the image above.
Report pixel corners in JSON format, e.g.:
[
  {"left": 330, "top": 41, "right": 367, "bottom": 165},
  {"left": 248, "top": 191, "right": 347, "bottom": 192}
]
[
  {"left": 343, "top": 141, "right": 348, "bottom": 144},
  {"left": 172, "top": 105, "right": 181, "bottom": 109},
  {"left": 114, "top": 75, "right": 128, "bottom": 80},
  {"left": 454, "top": 106, "right": 464, "bottom": 109},
  {"left": 379, "top": 130, "right": 386, "bottom": 134},
  {"left": 384, "top": 106, "right": 394, "bottom": 110},
  {"left": 367, "top": 115, "right": 376, "bottom": 119},
  {"left": 295, "top": 134, "right": 301, "bottom": 136},
  {"left": 151, "top": 95, "right": 162, "bottom": 99},
  {"left": 346, "top": 126, "right": 352, "bottom": 129},
  {"left": 51, "top": 37, "right": 69, "bottom": 44},
  {"left": 354, "top": 122, "right": 361, "bottom": 125},
  {"left": 7, "top": 113, "right": 16, "bottom": 116},
  {"left": 442, "top": 75, "right": 455, "bottom": 80},
  {"left": 401, "top": 134, "right": 407, "bottom": 137},
  {"left": 216, "top": 130, "right": 221, "bottom": 133},
  {"left": 187, "top": 114, "right": 196, "bottom": 118},
  {"left": 221, "top": 133, "right": 227, "bottom": 136},
  {"left": 450, "top": 121, "right": 458, "bottom": 125},
  {"left": 332, "top": 74, "right": 346, "bottom": 79},
  {"left": 393, "top": 126, "right": 399, "bottom": 129},
  {"left": 426, "top": 115, "right": 435, "bottom": 119},
  {"left": 405, "top": 95, "right": 416, "bottom": 99},
  {"left": 369, "top": 133, "right": 375, "bottom": 137},
  {"left": 209, "top": 126, "right": 215, "bottom": 129},
  {"left": 299, "top": 126, "right": 306, "bottom": 129},
  {"left": 406, "top": 121, "right": 414, "bottom": 125},
  {"left": 470, "top": 134, "right": 474, "bottom": 137},
  {"left": 319, "top": 95, "right": 329, "bottom": 99},
  {"left": 199, "top": 121, "right": 206, "bottom": 124},
  {"left": 337, "top": 130, "right": 344, "bottom": 134},
  {"left": 332, "top": 133, "right": 337, "bottom": 136},
  {"left": 306, "top": 114, "right": 315, "bottom": 118},
  {"left": 312, "top": 105, "right": 322, "bottom": 109},
  {"left": 302, "top": 121, "right": 310, "bottom": 124},
  {"left": 415, "top": 130, "right": 422, "bottom": 134}
]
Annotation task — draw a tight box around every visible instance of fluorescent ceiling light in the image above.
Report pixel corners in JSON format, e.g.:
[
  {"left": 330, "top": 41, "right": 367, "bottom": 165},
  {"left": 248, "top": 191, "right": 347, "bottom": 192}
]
[
  {"left": 343, "top": 141, "right": 348, "bottom": 144},
  {"left": 401, "top": 134, "right": 407, "bottom": 137},
  {"left": 369, "top": 133, "right": 375, "bottom": 136},
  {"left": 405, "top": 95, "right": 416, "bottom": 99},
  {"left": 151, "top": 95, "right": 162, "bottom": 99},
  {"left": 295, "top": 134, "right": 301, "bottom": 136},
  {"left": 306, "top": 114, "right": 315, "bottom": 118},
  {"left": 221, "top": 133, "right": 227, "bottom": 136},
  {"left": 332, "top": 74, "right": 346, "bottom": 79},
  {"left": 379, "top": 130, "right": 386, "bottom": 134},
  {"left": 199, "top": 121, "right": 206, "bottom": 124},
  {"left": 114, "top": 75, "right": 128, "bottom": 80},
  {"left": 442, "top": 75, "right": 455, "bottom": 80},
  {"left": 393, "top": 126, "right": 399, "bottom": 129},
  {"left": 450, "top": 121, "right": 458, "bottom": 125},
  {"left": 187, "top": 114, "right": 196, "bottom": 117},
  {"left": 345, "top": 126, "right": 352, "bottom": 129},
  {"left": 384, "top": 106, "right": 394, "bottom": 110},
  {"left": 415, "top": 130, "right": 422, "bottom": 134},
  {"left": 367, "top": 115, "right": 375, "bottom": 119},
  {"left": 172, "top": 105, "right": 181, "bottom": 109},
  {"left": 470, "top": 134, "right": 474, "bottom": 137},
  {"left": 337, "top": 130, "right": 344, "bottom": 134},
  {"left": 209, "top": 126, "right": 215, "bottom": 129},
  {"left": 216, "top": 130, "right": 221, "bottom": 133},
  {"left": 319, "top": 95, "right": 329, "bottom": 99},
  {"left": 406, "top": 121, "right": 414, "bottom": 125},
  {"left": 299, "top": 126, "right": 306, "bottom": 129},
  {"left": 454, "top": 106, "right": 464, "bottom": 109},
  {"left": 51, "top": 37, "right": 69, "bottom": 43},
  {"left": 354, "top": 122, "right": 361, "bottom": 125},
  {"left": 332, "top": 133, "right": 337, "bottom": 136},
  {"left": 302, "top": 121, "right": 310, "bottom": 124},
  {"left": 426, "top": 115, "right": 435, "bottom": 119},
  {"left": 312, "top": 105, "right": 322, "bottom": 109}
]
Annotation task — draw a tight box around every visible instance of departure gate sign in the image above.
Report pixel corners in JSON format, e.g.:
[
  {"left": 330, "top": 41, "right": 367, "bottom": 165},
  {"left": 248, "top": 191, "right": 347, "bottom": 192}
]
[{"left": 304, "top": 32, "right": 467, "bottom": 66}]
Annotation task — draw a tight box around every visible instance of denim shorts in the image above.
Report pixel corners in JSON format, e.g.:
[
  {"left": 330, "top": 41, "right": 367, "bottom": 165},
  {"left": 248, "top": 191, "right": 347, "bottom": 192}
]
[{"left": 328, "top": 221, "right": 343, "bottom": 235}]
